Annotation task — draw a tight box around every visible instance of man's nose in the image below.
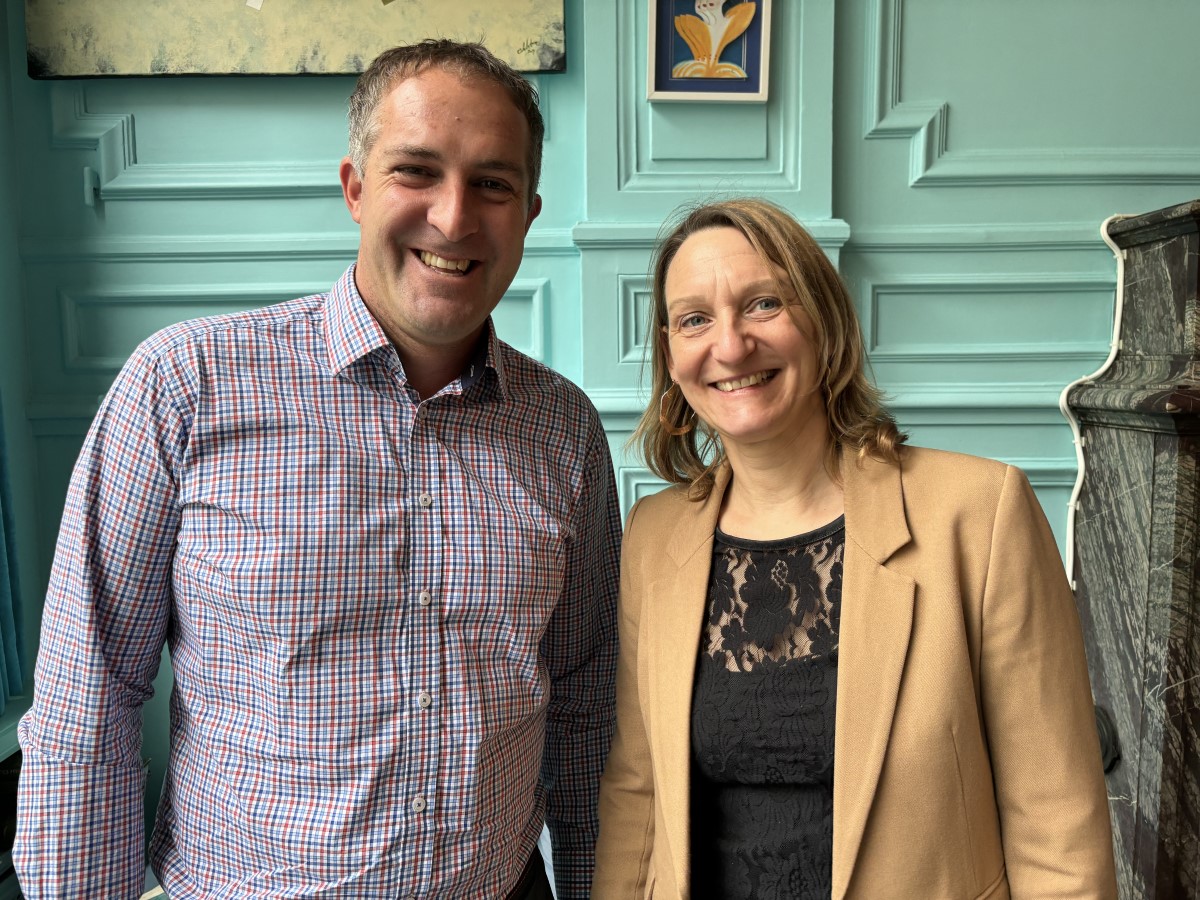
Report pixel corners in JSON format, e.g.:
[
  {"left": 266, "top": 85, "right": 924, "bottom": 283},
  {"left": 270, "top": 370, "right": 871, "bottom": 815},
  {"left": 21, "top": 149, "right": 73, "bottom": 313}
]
[{"left": 427, "top": 181, "right": 479, "bottom": 244}]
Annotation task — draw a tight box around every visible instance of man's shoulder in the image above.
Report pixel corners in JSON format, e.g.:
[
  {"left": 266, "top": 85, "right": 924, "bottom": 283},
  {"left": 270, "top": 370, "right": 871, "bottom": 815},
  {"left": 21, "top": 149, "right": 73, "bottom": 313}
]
[
  {"left": 137, "top": 292, "right": 327, "bottom": 366},
  {"left": 494, "top": 341, "right": 598, "bottom": 419}
]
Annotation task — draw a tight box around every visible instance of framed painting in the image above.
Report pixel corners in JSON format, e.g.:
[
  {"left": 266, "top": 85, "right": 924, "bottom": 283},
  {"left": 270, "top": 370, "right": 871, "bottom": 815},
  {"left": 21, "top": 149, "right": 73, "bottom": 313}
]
[
  {"left": 648, "top": 0, "right": 771, "bottom": 102},
  {"left": 25, "top": 0, "right": 566, "bottom": 77}
]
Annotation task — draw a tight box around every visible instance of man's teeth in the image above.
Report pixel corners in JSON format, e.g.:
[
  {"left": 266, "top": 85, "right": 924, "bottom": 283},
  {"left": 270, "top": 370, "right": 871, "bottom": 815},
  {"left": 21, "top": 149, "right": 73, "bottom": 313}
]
[
  {"left": 715, "top": 372, "right": 771, "bottom": 392},
  {"left": 420, "top": 251, "right": 470, "bottom": 273}
]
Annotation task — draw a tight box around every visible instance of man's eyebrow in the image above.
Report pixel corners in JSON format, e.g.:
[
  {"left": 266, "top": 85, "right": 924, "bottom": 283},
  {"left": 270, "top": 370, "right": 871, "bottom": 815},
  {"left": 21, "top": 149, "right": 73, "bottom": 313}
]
[
  {"left": 474, "top": 158, "right": 526, "bottom": 178},
  {"left": 377, "top": 145, "right": 525, "bottom": 178},
  {"left": 378, "top": 144, "right": 441, "bottom": 162}
]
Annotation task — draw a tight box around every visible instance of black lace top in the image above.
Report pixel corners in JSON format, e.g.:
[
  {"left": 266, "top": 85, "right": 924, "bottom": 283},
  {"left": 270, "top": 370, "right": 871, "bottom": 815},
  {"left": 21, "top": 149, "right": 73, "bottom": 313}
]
[{"left": 689, "top": 516, "right": 844, "bottom": 900}]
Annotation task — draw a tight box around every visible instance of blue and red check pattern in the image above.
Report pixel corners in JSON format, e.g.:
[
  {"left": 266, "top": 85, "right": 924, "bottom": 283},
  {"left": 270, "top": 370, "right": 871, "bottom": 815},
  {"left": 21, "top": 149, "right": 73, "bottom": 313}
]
[{"left": 15, "top": 266, "right": 621, "bottom": 899}]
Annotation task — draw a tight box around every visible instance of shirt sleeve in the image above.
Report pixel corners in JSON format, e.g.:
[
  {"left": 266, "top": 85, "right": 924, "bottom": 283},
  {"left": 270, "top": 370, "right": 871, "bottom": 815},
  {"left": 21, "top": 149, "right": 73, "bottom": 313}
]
[
  {"left": 538, "top": 409, "right": 621, "bottom": 900},
  {"left": 15, "top": 342, "right": 187, "bottom": 899},
  {"left": 979, "top": 465, "right": 1118, "bottom": 897}
]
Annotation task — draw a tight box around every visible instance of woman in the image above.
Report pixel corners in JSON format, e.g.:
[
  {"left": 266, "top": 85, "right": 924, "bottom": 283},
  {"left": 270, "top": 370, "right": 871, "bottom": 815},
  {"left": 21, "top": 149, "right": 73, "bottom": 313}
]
[{"left": 592, "top": 198, "right": 1117, "bottom": 899}]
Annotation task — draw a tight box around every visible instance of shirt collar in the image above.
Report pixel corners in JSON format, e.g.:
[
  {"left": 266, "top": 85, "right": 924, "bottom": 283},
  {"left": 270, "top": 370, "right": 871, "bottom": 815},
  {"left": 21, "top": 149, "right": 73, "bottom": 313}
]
[
  {"left": 324, "top": 265, "right": 392, "bottom": 375},
  {"left": 324, "top": 265, "right": 510, "bottom": 399}
]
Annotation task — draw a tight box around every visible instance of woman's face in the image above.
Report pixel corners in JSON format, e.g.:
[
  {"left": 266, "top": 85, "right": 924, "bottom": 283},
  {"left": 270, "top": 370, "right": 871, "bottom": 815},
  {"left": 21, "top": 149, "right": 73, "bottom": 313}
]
[{"left": 663, "top": 226, "right": 827, "bottom": 454}]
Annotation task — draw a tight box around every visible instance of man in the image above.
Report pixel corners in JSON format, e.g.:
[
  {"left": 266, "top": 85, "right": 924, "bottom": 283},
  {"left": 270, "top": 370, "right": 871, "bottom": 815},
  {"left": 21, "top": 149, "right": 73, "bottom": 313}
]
[{"left": 15, "top": 40, "right": 620, "bottom": 899}]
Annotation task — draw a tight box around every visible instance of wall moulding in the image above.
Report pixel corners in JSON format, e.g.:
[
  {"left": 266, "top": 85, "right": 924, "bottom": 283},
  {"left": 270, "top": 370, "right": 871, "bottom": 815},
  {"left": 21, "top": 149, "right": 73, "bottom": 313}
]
[
  {"left": 613, "top": 0, "right": 805, "bottom": 194},
  {"left": 19, "top": 229, "right": 579, "bottom": 263},
  {"left": 57, "top": 283, "right": 325, "bottom": 374},
  {"left": 50, "top": 79, "right": 552, "bottom": 204},
  {"left": 50, "top": 84, "right": 341, "bottom": 203},
  {"left": 863, "top": 0, "right": 1200, "bottom": 187},
  {"left": 617, "top": 275, "right": 652, "bottom": 365},
  {"left": 492, "top": 277, "right": 550, "bottom": 362},
  {"left": 572, "top": 219, "right": 851, "bottom": 250},
  {"left": 56, "top": 278, "right": 549, "bottom": 375},
  {"left": 884, "top": 383, "right": 1074, "bottom": 414},
  {"left": 618, "top": 465, "right": 666, "bottom": 509},
  {"left": 25, "top": 386, "right": 1051, "bottom": 435},
  {"left": 847, "top": 224, "right": 1114, "bottom": 252},
  {"left": 863, "top": 273, "right": 1115, "bottom": 356}
]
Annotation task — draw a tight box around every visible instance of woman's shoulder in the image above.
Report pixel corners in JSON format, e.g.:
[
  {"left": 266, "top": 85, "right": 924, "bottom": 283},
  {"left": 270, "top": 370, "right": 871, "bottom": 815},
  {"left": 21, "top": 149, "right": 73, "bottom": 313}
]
[
  {"left": 884, "top": 444, "right": 1026, "bottom": 514},
  {"left": 897, "top": 444, "right": 1013, "bottom": 482},
  {"left": 627, "top": 481, "right": 700, "bottom": 529}
]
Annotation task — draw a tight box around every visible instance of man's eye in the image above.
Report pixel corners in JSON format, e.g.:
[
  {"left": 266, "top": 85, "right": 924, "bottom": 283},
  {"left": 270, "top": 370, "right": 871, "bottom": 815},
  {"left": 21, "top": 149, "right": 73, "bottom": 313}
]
[{"left": 479, "top": 179, "right": 515, "bottom": 194}]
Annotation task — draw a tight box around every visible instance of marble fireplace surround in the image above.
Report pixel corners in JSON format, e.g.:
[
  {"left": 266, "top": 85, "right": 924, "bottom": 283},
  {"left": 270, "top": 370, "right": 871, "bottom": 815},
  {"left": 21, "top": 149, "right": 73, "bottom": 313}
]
[{"left": 1066, "top": 199, "right": 1200, "bottom": 899}]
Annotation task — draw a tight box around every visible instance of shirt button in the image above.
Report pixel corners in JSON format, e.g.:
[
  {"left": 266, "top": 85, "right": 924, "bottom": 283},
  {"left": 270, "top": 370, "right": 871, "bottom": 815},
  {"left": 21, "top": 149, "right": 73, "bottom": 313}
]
[
  {"left": 412, "top": 795, "right": 427, "bottom": 813},
  {"left": 418, "top": 691, "right": 432, "bottom": 709},
  {"left": 418, "top": 492, "right": 433, "bottom": 508},
  {"left": 418, "top": 590, "right": 432, "bottom": 607}
]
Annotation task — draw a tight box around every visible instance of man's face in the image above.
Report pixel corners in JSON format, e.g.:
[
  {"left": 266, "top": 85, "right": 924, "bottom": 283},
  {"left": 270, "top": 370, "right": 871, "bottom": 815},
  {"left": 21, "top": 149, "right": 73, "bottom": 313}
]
[{"left": 340, "top": 67, "right": 541, "bottom": 367}]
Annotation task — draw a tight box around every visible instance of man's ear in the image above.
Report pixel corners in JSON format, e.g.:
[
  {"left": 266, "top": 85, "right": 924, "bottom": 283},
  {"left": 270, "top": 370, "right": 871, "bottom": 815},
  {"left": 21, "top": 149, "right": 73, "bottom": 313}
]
[
  {"left": 525, "top": 194, "right": 543, "bottom": 233},
  {"left": 339, "top": 157, "right": 364, "bottom": 224}
]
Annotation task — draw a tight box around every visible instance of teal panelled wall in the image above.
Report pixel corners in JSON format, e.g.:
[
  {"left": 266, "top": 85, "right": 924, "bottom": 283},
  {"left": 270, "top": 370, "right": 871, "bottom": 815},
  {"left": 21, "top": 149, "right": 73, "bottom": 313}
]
[
  {"left": 3, "top": 0, "right": 1200, "bottom": 839},
  {"left": 832, "top": 0, "right": 1200, "bottom": 548},
  {"left": 0, "top": 0, "right": 36, "bottom": 750}
]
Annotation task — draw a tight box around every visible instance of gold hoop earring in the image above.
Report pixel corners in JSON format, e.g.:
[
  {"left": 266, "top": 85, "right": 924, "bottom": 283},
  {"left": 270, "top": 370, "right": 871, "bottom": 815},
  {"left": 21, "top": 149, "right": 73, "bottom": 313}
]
[{"left": 659, "top": 382, "right": 695, "bottom": 436}]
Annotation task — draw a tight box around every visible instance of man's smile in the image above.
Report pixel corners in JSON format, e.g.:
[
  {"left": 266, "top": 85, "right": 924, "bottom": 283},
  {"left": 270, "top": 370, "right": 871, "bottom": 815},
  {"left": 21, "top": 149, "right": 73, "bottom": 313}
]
[{"left": 417, "top": 250, "right": 475, "bottom": 274}]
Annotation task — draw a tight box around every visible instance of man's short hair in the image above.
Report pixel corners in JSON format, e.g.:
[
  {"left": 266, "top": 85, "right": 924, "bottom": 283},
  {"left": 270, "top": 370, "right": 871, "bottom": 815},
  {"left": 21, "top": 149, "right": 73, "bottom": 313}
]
[{"left": 347, "top": 39, "right": 545, "bottom": 208}]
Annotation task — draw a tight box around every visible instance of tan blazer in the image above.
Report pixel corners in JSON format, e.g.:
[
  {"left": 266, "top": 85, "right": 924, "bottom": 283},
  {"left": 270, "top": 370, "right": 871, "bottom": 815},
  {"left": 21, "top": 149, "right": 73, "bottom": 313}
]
[{"left": 593, "top": 446, "right": 1116, "bottom": 899}]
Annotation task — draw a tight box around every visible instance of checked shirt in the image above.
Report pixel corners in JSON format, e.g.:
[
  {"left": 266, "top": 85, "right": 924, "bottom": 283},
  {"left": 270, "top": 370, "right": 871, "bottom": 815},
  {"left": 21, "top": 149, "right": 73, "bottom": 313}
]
[{"left": 15, "top": 266, "right": 621, "bottom": 899}]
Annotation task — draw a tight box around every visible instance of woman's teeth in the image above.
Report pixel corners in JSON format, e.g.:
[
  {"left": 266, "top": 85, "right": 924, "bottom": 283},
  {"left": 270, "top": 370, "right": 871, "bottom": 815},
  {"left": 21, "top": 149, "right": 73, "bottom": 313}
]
[
  {"left": 715, "top": 372, "right": 772, "bottom": 392},
  {"left": 420, "top": 251, "right": 470, "bottom": 273}
]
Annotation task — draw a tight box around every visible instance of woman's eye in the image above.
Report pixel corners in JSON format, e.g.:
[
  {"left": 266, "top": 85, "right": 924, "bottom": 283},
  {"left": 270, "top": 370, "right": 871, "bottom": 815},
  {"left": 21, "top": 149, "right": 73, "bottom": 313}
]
[
  {"left": 679, "top": 314, "right": 707, "bottom": 329},
  {"left": 753, "top": 297, "right": 782, "bottom": 312}
]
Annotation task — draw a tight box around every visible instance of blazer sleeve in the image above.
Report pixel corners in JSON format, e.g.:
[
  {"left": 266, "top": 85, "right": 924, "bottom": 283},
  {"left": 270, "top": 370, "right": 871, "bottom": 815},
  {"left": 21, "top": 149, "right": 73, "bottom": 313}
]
[
  {"left": 979, "top": 466, "right": 1118, "bottom": 897},
  {"left": 592, "top": 498, "right": 656, "bottom": 898}
]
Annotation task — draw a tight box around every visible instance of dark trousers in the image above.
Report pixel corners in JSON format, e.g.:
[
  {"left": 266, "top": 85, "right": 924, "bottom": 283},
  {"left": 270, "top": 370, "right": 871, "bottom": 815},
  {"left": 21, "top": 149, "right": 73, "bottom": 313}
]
[{"left": 506, "top": 847, "right": 553, "bottom": 900}]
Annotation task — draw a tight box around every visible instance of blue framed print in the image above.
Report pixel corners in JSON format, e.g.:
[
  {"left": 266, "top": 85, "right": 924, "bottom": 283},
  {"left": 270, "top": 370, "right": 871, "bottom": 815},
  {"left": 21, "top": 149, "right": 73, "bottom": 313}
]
[{"left": 648, "top": 0, "right": 771, "bottom": 102}]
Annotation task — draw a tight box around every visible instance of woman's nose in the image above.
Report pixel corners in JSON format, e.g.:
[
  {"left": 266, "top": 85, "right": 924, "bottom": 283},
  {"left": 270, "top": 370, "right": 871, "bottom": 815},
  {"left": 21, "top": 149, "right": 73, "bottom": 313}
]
[{"left": 712, "top": 316, "right": 754, "bottom": 362}]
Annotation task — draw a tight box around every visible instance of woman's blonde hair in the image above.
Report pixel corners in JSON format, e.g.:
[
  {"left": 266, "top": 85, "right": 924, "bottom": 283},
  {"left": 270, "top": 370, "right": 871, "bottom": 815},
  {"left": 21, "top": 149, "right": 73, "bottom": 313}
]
[{"left": 633, "top": 197, "right": 905, "bottom": 498}]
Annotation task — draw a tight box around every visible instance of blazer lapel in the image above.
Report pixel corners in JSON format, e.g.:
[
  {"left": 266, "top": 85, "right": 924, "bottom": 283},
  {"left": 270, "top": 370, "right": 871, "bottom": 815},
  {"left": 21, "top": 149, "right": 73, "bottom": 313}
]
[
  {"left": 832, "top": 450, "right": 916, "bottom": 900},
  {"left": 646, "top": 465, "right": 729, "bottom": 897}
]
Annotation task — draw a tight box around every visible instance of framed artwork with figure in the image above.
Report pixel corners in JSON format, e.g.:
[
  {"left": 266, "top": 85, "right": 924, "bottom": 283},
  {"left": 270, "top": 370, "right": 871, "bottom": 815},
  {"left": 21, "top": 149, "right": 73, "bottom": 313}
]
[{"left": 648, "top": 0, "right": 771, "bottom": 102}]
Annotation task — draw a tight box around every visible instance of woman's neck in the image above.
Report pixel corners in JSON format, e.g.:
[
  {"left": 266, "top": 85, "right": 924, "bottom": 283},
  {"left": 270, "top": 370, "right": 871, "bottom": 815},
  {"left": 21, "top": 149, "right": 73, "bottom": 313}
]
[{"left": 719, "top": 431, "right": 845, "bottom": 541}]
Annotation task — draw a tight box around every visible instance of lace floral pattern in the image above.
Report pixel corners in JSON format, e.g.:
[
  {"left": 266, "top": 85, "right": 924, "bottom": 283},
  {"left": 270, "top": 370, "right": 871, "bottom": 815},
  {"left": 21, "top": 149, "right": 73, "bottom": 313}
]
[{"left": 690, "top": 517, "right": 844, "bottom": 900}]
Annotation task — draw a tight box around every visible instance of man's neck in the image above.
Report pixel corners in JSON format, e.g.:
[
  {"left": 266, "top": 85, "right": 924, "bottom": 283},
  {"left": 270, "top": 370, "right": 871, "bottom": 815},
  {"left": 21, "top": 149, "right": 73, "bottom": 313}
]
[{"left": 396, "top": 329, "right": 489, "bottom": 401}]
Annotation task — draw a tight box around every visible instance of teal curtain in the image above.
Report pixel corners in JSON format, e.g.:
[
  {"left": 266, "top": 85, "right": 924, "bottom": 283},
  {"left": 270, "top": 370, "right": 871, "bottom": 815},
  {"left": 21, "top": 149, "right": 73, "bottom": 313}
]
[{"left": 0, "top": 392, "right": 25, "bottom": 713}]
